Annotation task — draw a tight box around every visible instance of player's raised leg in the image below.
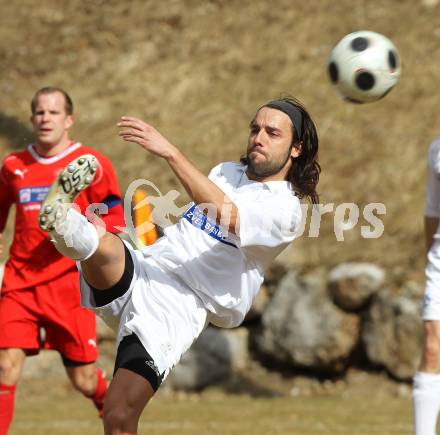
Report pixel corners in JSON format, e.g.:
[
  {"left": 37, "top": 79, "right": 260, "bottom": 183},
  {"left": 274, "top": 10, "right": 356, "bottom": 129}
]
[
  {"left": 38, "top": 154, "right": 126, "bottom": 289},
  {"left": 38, "top": 154, "right": 157, "bottom": 434}
]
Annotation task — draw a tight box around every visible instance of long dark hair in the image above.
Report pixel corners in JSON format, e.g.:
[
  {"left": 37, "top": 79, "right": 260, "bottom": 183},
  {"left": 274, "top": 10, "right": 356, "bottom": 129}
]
[{"left": 241, "top": 96, "right": 321, "bottom": 204}]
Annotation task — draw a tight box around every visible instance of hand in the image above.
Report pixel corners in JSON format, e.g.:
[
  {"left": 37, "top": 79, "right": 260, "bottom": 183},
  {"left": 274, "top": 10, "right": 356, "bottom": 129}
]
[{"left": 117, "top": 117, "right": 177, "bottom": 160}]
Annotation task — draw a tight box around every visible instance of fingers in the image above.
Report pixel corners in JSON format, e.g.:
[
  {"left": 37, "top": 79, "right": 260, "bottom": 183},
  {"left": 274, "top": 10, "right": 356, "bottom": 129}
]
[
  {"left": 116, "top": 117, "right": 166, "bottom": 153},
  {"left": 117, "top": 117, "right": 153, "bottom": 143},
  {"left": 119, "top": 116, "right": 143, "bottom": 123},
  {"left": 119, "top": 135, "right": 143, "bottom": 145},
  {"left": 118, "top": 128, "right": 146, "bottom": 139},
  {"left": 117, "top": 117, "right": 149, "bottom": 131}
]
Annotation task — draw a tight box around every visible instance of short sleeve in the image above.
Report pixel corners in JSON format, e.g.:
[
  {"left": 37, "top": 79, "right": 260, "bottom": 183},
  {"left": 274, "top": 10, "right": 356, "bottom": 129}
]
[
  {"left": 236, "top": 193, "right": 301, "bottom": 265},
  {"left": 207, "top": 162, "right": 243, "bottom": 185},
  {"left": 207, "top": 163, "right": 224, "bottom": 181}
]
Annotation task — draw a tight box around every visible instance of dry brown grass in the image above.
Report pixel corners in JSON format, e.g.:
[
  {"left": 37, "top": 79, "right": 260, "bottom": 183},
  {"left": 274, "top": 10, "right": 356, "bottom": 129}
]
[
  {"left": 12, "top": 375, "right": 413, "bottom": 435},
  {"left": 0, "top": 0, "right": 438, "bottom": 278}
]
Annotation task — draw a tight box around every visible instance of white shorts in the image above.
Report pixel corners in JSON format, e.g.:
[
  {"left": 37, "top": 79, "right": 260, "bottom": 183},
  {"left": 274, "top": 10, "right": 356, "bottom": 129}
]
[
  {"left": 423, "top": 241, "right": 440, "bottom": 320},
  {"left": 79, "top": 242, "right": 208, "bottom": 379}
]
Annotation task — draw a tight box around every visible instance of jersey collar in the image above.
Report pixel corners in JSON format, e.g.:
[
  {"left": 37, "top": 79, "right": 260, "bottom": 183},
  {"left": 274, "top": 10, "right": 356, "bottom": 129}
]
[
  {"left": 28, "top": 142, "right": 82, "bottom": 165},
  {"left": 239, "top": 165, "right": 293, "bottom": 193}
]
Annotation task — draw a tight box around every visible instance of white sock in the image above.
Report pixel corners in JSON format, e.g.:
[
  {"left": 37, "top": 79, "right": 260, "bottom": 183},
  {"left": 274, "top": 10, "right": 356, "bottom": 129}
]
[
  {"left": 413, "top": 371, "right": 440, "bottom": 435},
  {"left": 50, "top": 207, "right": 99, "bottom": 261}
]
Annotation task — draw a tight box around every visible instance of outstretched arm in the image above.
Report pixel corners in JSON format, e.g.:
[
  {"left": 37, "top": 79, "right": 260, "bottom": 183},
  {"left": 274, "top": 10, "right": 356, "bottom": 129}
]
[{"left": 118, "top": 116, "right": 239, "bottom": 234}]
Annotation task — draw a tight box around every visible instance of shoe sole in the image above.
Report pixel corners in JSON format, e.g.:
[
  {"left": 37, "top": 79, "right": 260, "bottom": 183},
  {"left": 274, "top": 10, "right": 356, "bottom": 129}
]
[{"left": 38, "top": 154, "right": 99, "bottom": 232}]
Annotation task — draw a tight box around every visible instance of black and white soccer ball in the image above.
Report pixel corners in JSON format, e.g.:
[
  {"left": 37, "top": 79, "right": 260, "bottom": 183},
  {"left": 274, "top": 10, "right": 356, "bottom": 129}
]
[{"left": 328, "top": 31, "right": 401, "bottom": 104}]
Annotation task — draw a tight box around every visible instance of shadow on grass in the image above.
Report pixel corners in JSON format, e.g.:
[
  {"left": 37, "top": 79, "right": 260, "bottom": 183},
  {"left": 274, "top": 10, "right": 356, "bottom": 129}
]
[{"left": 0, "top": 113, "right": 33, "bottom": 150}]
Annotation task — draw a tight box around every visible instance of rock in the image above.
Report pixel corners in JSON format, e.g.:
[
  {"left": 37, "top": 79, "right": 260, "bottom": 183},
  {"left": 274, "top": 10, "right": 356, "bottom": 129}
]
[
  {"left": 244, "top": 285, "right": 270, "bottom": 323},
  {"left": 166, "top": 326, "right": 249, "bottom": 391},
  {"left": 362, "top": 288, "right": 423, "bottom": 380},
  {"left": 328, "top": 262, "right": 385, "bottom": 311},
  {"left": 252, "top": 271, "right": 360, "bottom": 374},
  {"left": 96, "top": 340, "right": 117, "bottom": 376},
  {"left": 263, "top": 262, "right": 288, "bottom": 295},
  {"left": 244, "top": 262, "right": 289, "bottom": 323},
  {"left": 96, "top": 316, "right": 116, "bottom": 341},
  {"left": 399, "top": 280, "right": 424, "bottom": 299},
  {"left": 21, "top": 337, "right": 115, "bottom": 382},
  {"left": 22, "top": 351, "right": 66, "bottom": 379}
]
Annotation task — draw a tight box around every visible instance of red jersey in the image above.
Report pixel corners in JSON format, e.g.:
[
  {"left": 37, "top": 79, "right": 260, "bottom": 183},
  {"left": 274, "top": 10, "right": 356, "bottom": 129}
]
[{"left": 0, "top": 142, "right": 125, "bottom": 291}]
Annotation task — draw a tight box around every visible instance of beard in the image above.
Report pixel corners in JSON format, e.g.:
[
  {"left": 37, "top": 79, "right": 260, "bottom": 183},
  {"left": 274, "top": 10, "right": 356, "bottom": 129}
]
[{"left": 246, "top": 146, "right": 292, "bottom": 178}]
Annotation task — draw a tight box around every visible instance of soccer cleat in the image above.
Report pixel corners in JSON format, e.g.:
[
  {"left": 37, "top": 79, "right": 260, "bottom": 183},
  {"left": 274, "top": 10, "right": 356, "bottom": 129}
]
[{"left": 38, "top": 154, "right": 98, "bottom": 232}]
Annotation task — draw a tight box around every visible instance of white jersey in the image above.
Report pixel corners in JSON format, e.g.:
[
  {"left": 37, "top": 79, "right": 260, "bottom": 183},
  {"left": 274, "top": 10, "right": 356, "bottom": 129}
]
[
  {"left": 424, "top": 138, "right": 440, "bottom": 320},
  {"left": 425, "top": 137, "right": 440, "bottom": 220},
  {"left": 142, "top": 161, "right": 302, "bottom": 328}
]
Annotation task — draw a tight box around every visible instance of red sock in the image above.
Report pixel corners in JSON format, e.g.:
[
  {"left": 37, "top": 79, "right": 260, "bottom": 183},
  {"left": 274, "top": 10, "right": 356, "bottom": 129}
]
[
  {"left": 88, "top": 369, "right": 107, "bottom": 418},
  {"left": 0, "top": 384, "right": 16, "bottom": 435}
]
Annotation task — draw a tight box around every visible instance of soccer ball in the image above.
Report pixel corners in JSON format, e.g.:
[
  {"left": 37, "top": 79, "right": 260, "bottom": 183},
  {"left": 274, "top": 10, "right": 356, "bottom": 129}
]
[{"left": 327, "top": 31, "right": 401, "bottom": 103}]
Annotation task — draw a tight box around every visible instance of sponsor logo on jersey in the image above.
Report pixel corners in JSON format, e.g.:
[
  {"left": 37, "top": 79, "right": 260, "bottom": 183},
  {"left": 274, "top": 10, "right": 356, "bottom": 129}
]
[
  {"left": 18, "top": 186, "right": 50, "bottom": 204},
  {"left": 145, "top": 359, "right": 160, "bottom": 376},
  {"left": 88, "top": 338, "right": 97, "bottom": 347},
  {"left": 14, "top": 168, "right": 28, "bottom": 179},
  {"left": 182, "top": 204, "right": 237, "bottom": 248},
  {"left": 23, "top": 204, "right": 41, "bottom": 212}
]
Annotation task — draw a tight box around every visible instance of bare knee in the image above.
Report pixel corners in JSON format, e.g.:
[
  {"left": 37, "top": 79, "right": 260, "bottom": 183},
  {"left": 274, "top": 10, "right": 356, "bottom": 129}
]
[
  {"left": 421, "top": 322, "right": 440, "bottom": 372},
  {"left": 94, "top": 233, "right": 125, "bottom": 262},
  {"left": 0, "top": 349, "right": 25, "bottom": 385},
  {"left": 103, "top": 370, "right": 154, "bottom": 435},
  {"left": 104, "top": 402, "right": 140, "bottom": 435},
  {"left": 66, "top": 365, "right": 97, "bottom": 397}
]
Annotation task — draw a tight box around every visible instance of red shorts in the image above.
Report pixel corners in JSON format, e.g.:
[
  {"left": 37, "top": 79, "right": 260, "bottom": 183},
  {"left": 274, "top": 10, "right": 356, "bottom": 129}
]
[{"left": 0, "top": 271, "right": 98, "bottom": 363}]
